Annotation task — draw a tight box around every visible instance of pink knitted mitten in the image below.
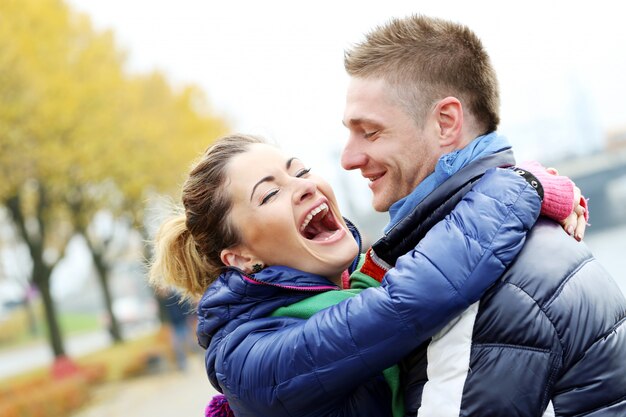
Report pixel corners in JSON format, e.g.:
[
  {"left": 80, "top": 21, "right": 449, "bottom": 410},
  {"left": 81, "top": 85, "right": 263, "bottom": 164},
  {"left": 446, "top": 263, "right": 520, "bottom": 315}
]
[{"left": 517, "top": 160, "right": 588, "bottom": 222}]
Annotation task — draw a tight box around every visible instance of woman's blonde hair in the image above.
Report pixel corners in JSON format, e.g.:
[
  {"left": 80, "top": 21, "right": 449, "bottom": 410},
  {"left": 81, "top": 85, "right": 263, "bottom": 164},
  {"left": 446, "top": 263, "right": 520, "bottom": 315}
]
[{"left": 149, "top": 134, "right": 265, "bottom": 300}]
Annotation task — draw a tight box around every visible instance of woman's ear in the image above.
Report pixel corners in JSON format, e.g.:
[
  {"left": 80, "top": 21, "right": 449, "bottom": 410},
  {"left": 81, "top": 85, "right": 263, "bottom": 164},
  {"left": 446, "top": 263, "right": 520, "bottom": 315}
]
[
  {"left": 433, "top": 96, "right": 463, "bottom": 149},
  {"left": 220, "top": 246, "right": 262, "bottom": 273},
  {"left": 220, "top": 246, "right": 250, "bottom": 269}
]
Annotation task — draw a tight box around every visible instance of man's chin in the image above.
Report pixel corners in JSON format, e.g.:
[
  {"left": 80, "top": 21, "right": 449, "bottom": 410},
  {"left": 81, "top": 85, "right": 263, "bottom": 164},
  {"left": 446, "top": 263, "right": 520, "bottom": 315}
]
[{"left": 372, "top": 195, "right": 393, "bottom": 213}]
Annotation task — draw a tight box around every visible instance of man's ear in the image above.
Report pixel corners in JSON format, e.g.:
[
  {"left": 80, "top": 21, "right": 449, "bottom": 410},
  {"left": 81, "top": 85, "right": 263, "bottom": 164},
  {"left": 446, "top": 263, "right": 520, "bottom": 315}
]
[{"left": 433, "top": 97, "right": 463, "bottom": 149}]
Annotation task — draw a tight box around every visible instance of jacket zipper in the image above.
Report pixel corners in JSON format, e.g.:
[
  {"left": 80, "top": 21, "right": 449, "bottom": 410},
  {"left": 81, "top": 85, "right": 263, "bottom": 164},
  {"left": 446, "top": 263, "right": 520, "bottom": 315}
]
[{"left": 242, "top": 272, "right": 339, "bottom": 292}]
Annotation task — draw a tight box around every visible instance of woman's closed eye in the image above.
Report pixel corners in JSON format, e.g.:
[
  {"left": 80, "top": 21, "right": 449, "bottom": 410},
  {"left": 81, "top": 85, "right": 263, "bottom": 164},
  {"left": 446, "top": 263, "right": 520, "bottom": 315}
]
[
  {"left": 258, "top": 167, "right": 311, "bottom": 205},
  {"left": 295, "top": 167, "right": 311, "bottom": 177},
  {"left": 260, "top": 189, "right": 279, "bottom": 206}
]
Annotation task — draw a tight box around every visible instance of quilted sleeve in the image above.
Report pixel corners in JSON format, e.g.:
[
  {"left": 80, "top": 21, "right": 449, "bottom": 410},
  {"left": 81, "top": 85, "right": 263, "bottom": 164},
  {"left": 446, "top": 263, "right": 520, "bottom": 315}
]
[{"left": 215, "top": 167, "right": 542, "bottom": 417}]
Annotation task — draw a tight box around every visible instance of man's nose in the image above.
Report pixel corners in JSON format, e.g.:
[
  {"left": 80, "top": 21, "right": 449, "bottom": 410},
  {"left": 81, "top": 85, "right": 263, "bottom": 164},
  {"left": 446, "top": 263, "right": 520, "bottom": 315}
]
[{"left": 340, "top": 136, "right": 368, "bottom": 171}]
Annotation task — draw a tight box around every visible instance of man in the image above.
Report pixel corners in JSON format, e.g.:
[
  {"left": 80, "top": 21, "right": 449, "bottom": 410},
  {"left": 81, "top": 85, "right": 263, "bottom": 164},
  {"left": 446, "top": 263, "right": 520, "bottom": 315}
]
[{"left": 341, "top": 15, "right": 626, "bottom": 416}]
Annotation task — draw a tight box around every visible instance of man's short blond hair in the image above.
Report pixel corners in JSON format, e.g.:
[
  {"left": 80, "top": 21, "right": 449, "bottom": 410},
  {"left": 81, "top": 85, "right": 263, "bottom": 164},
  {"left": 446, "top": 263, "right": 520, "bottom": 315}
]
[{"left": 344, "top": 14, "right": 500, "bottom": 133}]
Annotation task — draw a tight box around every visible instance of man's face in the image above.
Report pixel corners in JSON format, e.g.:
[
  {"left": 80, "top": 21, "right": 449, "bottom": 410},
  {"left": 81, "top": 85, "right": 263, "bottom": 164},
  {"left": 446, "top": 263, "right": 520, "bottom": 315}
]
[{"left": 341, "top": 77, "right": 441, "bottom": 212}]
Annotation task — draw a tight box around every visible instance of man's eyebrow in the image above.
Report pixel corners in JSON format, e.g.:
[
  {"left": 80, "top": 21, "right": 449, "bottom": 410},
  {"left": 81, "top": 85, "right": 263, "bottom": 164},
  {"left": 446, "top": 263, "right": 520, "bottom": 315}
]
[
  {"left": 250, "top": 176, "right": 274, "bottom": 202},
  {"left": 342, "top": 117, "right": 376, "bottom": 128}
]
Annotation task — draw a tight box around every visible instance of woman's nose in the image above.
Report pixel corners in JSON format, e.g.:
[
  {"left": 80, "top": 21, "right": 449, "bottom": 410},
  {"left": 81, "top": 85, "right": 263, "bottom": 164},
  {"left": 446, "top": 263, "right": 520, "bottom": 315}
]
[{"left": 294, "top": 178, "right": 317, "bottom": 203}]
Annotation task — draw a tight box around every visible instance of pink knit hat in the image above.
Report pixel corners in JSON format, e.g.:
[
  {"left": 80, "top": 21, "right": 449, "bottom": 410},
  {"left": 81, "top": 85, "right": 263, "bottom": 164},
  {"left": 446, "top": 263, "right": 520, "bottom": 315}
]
[{"left": 205, "top": 394, "right": 234, "bottom": 417}]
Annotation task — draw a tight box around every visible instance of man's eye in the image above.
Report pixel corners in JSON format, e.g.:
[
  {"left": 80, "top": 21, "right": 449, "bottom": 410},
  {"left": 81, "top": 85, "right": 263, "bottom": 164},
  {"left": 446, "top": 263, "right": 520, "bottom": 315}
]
[
  {"left": 295, "top": 168, "right": 311, "bottom": 178},
  {"left": 260, "top": 189, "right": 279, "bottom": 205},
  {"left": 364, "top": 131, "right": 378, "bottom": 139}
]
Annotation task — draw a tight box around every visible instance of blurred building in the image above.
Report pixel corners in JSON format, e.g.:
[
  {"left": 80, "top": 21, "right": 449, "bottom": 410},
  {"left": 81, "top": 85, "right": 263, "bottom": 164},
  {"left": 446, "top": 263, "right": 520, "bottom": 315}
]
[{"left": 607, "top": 129, "right": 626, "bottom": 151}]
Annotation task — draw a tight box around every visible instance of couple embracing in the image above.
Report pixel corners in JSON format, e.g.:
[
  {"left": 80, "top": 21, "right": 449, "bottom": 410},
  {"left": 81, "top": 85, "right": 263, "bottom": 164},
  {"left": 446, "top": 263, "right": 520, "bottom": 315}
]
[{"left": 150, "top": 15, "right": 626, "bottom": 417}]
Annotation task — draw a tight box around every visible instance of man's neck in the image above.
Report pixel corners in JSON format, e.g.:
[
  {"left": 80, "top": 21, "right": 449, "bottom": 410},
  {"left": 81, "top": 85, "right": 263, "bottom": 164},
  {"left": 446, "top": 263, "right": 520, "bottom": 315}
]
[{"left": 385, "top": 132, "right": 508, "bottom": 232}]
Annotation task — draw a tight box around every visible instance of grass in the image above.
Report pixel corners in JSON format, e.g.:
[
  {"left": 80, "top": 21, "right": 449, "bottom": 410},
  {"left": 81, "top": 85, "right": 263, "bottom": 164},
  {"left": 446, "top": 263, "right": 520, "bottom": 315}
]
[
  {"left": 0, "top": 304, "right": 102, "bottom": 350},
  {"left": 59, "top": 312, "right": 101, "bottom": 334}
]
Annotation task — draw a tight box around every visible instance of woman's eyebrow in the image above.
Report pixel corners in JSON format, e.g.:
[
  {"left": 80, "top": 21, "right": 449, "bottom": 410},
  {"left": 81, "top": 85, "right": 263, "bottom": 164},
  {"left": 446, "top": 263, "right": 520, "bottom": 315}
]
[
  {"left": 249, "top": 158, "right": 299, "bottom": 201},
  {"left": 250, "top": 176, "right": 275, "bottom": 201}
]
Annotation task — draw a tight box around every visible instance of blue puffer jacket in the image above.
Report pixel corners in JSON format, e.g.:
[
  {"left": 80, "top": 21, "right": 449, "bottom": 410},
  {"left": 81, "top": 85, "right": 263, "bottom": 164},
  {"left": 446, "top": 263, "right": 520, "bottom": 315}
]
[
  {"left": 371, "top": 149, "right": 626, "bottom": 417},
  {"left": 196, "top": 168, "right": 542, "bottom": 417}
]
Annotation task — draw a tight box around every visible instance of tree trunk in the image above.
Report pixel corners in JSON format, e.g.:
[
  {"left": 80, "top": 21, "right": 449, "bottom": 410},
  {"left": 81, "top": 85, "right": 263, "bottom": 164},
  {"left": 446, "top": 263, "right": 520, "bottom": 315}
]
[
  {"left": 36, "top": 270, "right": 65, "bottom": 357},
  {"left": 89, "top": 244, "right": 123, "bottom": 343},
  {"left": 23, "top": 289, "right": 39, "bottom": 336},
  {"left": 5, "top": 192, "right": 67, "bottom": 358},
  {"left": 67, "top": 189, "right": 124, "bottom": 344}
]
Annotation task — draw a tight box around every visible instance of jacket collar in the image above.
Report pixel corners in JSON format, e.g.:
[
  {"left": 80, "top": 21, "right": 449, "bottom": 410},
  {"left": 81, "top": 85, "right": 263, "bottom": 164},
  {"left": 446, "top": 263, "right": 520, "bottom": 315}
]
[
  {"left": 385, "top": 132, "right": 511, "bottom": 233},
  {"left": 196, "top": 218, "right": 363, "bottom": 349},
  {"left": 372, "top": 149, "right": 516, "bottom": 266}
]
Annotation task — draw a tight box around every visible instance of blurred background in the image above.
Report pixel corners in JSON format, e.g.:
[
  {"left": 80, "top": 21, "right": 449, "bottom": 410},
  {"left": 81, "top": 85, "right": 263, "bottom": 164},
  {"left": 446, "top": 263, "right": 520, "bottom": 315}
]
[{"left": 0, "top": 1, "right": 624, "bottom": 416}]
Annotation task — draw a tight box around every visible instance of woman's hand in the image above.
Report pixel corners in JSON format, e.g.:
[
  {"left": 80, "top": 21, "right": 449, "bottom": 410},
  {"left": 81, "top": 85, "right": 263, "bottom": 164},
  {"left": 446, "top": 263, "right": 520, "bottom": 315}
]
[{"left": 547, "top": 167, "right": 588, "bottom": 241}]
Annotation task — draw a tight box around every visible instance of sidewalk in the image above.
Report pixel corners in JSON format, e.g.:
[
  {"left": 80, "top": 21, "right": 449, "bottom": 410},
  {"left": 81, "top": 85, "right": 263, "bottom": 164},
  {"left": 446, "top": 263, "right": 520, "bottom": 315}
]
[
  {"left": 71, "top": 352, "right": 218, "bottom": 417},
  {"left": 0, "top": 331, "right": 111, "bottom": 379},
  {"left": 0, "top": 325, "right": 159, "bottom": 379}
]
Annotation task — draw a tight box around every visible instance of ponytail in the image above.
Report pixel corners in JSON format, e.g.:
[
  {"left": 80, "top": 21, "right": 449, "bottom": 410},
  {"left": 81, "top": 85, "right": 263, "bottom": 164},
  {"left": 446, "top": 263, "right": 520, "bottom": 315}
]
[{"left": 149, "top": 215, "right": 219, "bottom": 301}]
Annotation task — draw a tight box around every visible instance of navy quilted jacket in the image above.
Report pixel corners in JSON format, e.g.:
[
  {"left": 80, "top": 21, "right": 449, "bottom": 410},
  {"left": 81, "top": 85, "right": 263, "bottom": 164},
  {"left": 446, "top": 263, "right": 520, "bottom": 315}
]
[
  {"left": 372, "top": 149, "right": 626, "bottom": 417},
  {"left": 196, "top": 168, "right": 543, "bottom": 417}
]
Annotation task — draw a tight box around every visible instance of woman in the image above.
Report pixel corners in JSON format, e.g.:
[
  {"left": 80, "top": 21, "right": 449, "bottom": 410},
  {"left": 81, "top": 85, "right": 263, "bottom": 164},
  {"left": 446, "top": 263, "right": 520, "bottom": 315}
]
[{"left": 150, "top": 134, "right": 580, "bottom": 417}]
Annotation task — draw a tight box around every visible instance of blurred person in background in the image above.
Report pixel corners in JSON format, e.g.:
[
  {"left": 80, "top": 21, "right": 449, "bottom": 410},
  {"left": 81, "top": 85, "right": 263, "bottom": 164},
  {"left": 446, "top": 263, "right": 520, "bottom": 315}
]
[
  {"left": 341, "top": 14, "right": 626, "bottom": 416},
  {"left": 149, "top": 133, "right": 581, "bottom": 417},
  {"left": 162, "top": 289, "right": 196, "bottom": 371}
]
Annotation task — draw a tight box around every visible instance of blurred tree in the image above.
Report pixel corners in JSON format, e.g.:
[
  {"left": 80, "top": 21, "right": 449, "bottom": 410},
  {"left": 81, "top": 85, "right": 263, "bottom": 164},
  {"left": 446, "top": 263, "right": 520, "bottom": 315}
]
[
  {"left": 0, "top": 0, "right": 228, "bottom": 358},
  {"left": 114, "top": 74, "right": 228, "bottom": 323},
  {"left": 68, "top": 74, "right": 228, "bottom": 341},
  {"left": 0, "top": 0, "right": 89, "bottom": 358}
]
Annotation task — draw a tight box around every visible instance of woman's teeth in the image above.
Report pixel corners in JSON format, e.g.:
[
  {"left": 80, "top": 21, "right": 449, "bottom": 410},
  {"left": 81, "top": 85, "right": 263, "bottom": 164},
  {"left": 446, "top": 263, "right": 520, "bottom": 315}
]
[{"left": 300, "top": 203, "right": 328, "bottom": 231}]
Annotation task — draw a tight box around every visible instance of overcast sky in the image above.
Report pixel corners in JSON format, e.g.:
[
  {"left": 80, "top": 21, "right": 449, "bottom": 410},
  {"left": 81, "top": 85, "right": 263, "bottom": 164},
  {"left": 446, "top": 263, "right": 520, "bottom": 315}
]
[
  {"left": 4, "top": 1, "right": 626, "bottom": 300},
  {"left": 65, "top": 0, "right": 626, "bottom": 216}
]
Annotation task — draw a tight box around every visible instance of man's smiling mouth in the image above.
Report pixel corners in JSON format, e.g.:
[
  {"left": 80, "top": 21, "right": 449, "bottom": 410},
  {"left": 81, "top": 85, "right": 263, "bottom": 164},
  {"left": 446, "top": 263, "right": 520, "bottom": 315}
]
[{"left": 363, "top": 171, "right": 384, "bottom": 183}]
